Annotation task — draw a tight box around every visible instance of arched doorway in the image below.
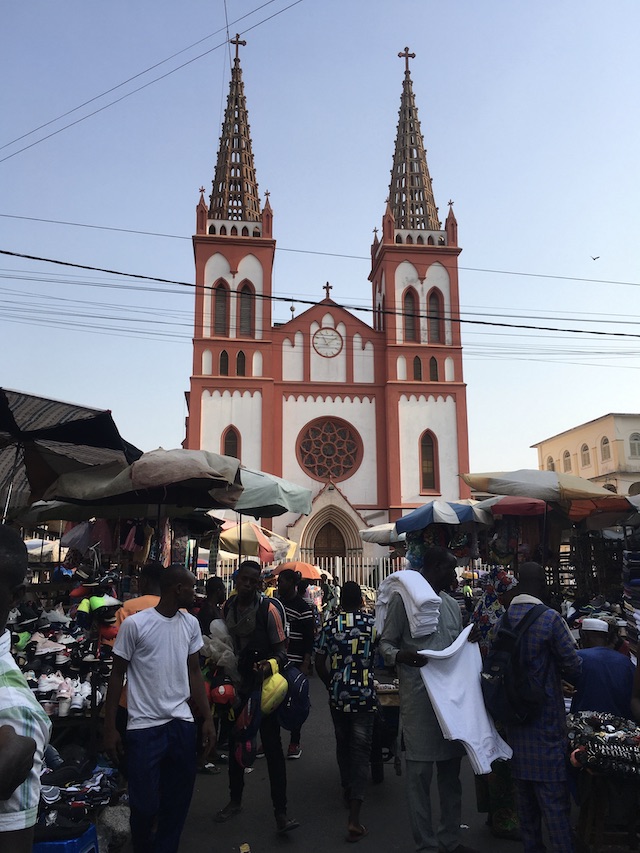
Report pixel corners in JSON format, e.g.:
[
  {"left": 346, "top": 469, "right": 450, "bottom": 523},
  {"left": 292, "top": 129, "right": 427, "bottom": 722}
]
[{"left": 314, "top": 522, "right": 346, "bottom": 565}]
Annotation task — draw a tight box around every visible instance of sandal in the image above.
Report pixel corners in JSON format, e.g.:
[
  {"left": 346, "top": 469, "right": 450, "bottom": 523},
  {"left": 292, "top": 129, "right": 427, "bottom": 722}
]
[{"left": 214, "top": 803, "right": 243, "bottom": 823}]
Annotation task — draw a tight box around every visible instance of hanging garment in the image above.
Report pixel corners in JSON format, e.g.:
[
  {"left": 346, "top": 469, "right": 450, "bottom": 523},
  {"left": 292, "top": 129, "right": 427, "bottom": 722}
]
[
  {"left": 375, "top": 570, "right": 441, "bottom": 638},
  {"left": 419, "top": 625, "right": 513, "bottom": 774}
]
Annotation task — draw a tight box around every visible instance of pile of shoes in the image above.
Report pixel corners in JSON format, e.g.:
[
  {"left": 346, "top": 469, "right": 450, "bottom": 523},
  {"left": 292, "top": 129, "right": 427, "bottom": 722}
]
[{"left": 567, "top": 712, "right": 640, "bottom": 778}]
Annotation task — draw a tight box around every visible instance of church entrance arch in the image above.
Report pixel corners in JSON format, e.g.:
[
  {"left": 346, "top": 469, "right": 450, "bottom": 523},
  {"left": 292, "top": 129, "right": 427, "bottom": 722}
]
[{"left": 314, "top": 522, "right": 346, "bottom": 563}]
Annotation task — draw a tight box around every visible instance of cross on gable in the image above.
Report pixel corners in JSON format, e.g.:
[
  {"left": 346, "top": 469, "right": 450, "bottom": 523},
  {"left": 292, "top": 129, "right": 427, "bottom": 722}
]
[
  {"left": 230, "top": 33, "right": 246, "bottom": 60},
  {"left": 323, "top": 281, "right": 332, "bottom": 299},
  {"left": 398, "top": 46, "right": 416, "bottom": 73}
]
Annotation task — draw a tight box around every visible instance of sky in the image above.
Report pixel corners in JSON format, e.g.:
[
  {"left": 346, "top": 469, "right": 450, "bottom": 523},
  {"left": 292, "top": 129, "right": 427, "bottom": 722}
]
[{"left": 2, "top": 0, "right": 640, "bottom": 476}]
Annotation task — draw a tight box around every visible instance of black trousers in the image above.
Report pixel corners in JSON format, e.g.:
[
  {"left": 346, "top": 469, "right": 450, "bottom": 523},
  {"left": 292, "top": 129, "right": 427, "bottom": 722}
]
[{"left": 229, "top": 710, "right": 287, "bottom": 815}]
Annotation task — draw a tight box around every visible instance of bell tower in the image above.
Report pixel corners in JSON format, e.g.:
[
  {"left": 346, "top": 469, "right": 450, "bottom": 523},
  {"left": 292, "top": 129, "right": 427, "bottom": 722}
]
[
  {"left": 185, "top": 35, "right": 274, "bottom": 467},
  {"left": 370, "top": 47, "right": 470, "bottom": 514}
]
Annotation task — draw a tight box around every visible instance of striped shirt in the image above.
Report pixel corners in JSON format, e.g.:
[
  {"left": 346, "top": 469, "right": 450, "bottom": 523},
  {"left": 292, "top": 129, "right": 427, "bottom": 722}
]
[
  {"left": 0, "top": 629, "right": 51, "bottom": 830},
  {"left": 278, "top": 595, "right": 315, "bottom": 665}
]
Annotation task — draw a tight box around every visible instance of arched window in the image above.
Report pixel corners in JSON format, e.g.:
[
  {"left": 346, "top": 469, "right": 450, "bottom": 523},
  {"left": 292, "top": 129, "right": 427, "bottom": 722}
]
[
  {"left": 630, "top": 433, "right": 640, "bottom": 458},
  {"left": 413, "top": 356, "right": 422, "bottom": 380},
  {"left": 214, "top": 282, "right": 229, "bottom": 336},
  {"left": 381, "top": 296, "right": 386, "bottom": 332},
  {"left": 429, "top": 357, "right": 438, "bottom": 381},
  {"left": 546, "top": 456, "right": 555, "bottom": 471},
  {"left": 238, "top": 283, "right": 254, "bottom": 337},
  {"left": 403, "top": 289, "right": 419, "bottom": 342},
  {"left": 236, "top": 351, "right": 246, "bottom": 376},
  {"left": 219, "top": 350, "right": 229, "bottom": 376},
  {"left": 580, "top": 444, "right": 590, "bottom": 467},
  {"left": 208, "top": 225, "right": 216, "bottom": 235},
  {"left": 420, "top": 431, "right": 439, "bottom": 492},
  {"left": 601, "top": 436, "right": 611, "bottom": 461},
  {"left": 428, "top": 290, "right": 443, "bottom": 343},
  {"left": 222, "top": 427, "right": 240, "bottom": 459},
  {"left": 562, "top": 450, "right": 571, "bottom": 472}
]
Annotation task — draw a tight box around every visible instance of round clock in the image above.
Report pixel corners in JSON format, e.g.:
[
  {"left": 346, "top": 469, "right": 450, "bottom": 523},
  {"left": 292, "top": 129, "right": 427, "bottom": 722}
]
[{"left": 312, "top": 327, "right": 343, "bottom": 358}]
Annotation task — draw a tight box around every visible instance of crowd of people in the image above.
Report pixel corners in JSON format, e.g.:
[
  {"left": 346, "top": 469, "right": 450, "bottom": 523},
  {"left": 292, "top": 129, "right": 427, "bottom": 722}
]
[{"left": 2, "top": 527, "right": 640, "bottom": 853}]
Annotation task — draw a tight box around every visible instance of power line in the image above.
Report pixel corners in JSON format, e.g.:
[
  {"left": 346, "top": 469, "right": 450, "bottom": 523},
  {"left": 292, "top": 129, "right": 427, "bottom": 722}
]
[
  {"left": 3, "top": 247, "right": 640, "bottom": 341},
  {"left": 0, "top": 1, "right": 305, "bottom": 165},
  {"left": 2, "top": 212, "right": 640, "bottom": 293}
]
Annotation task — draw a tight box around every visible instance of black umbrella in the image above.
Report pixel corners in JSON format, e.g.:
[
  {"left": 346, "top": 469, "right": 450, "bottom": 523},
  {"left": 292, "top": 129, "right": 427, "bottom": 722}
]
[{"left": 0, "top": 387, "right": 141, "bottom": 520}]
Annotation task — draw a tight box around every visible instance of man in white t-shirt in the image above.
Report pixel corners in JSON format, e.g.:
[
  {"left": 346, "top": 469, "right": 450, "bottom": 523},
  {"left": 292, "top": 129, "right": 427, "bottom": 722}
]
[{"left": 104, "top": 564, "right": 215, "bottom": 853}]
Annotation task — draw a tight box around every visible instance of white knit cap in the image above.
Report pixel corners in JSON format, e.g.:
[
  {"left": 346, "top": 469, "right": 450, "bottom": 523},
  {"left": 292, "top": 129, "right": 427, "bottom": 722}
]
[{"left": 581, "top": 617, "right": 609, "bottom": 633}]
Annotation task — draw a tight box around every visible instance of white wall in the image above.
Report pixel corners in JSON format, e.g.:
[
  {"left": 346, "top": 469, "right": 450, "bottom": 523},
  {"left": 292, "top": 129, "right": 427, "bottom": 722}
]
[
  {"left": 310, "top": 317, "right": 347, "bottom": 383},
  {"left": 353, "top": 334, "right": 375, "bottom": 383},
  {"left": 282, "top": 331, "right": 304, "bottom": 381},
  {"left": 398, "top": 393, "right": 460, "bottom": 501},
  {"left": 200, "top": 389, "right": 262, "bottom": 469}
]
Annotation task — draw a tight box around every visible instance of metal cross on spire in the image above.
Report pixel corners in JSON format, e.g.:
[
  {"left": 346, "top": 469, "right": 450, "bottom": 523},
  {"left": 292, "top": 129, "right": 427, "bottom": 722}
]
[
  {"left": 323, "top": 282, "right": 333, "bottom": 299},
  {"left": 398, "top": 46, "right": 416, "bottom": 73},
  {"left": 230, "top": 33, "right": 246, "bottom": 61}
]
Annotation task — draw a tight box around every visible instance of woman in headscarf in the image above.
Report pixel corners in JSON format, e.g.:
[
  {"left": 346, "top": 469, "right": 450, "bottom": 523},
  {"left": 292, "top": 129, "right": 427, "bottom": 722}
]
[{"left": 471, "top": 567, "right": 521, "bottom": 840}]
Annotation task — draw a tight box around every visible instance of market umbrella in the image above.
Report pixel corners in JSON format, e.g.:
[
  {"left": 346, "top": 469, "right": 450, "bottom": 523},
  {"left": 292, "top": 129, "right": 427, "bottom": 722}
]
[
  {"left": 461, "top": 469, "right": 632, "bottom": 521},
  {"left": 273, "top": 561, "right": 321, "bottom": 580},
  {"left": 42, "top": 447, "right": 242, "bottom": 510},
  {"left": 219, "top": 522, "right": 296, "bottom": 563},
  {"left": 15, "top": 499, "right": 201, "bottom": 525},
  {"left": 395, "top": 499, "right": 492, "bottom": 534},
  {"left": 359, "top": 522, "right": 406, "bottom": 545},
  {"left": 472, "top": 495, "right": 549, "bottom": 516},
  {"left": 234, "top": 468, "right": 312, "bottom": 518},
  {"left": 0, "top": 387, "right": 141, "bottom": 520}
]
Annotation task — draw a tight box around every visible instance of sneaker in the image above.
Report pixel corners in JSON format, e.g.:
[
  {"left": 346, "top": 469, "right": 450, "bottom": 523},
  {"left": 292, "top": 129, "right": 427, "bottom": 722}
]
[
  {"left": 55, "top": 649, "right": 71, "bottom": 667},
  {"left": 255, "top": 745, "right": 265, "bottom": 759},
  {"left": 287, "top": 744, "right": 302, "bottom": 760}
]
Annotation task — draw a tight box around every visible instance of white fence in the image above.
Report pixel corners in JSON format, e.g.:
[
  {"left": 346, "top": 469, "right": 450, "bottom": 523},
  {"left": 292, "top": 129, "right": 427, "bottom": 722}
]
[{"left": 198, "top": 556, "right": 403, "bottom": 590}]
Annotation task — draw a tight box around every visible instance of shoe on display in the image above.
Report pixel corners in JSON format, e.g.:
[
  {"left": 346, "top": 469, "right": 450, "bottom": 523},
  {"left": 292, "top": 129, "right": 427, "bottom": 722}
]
[
  {"left": 287, "top": 744, "right": 302, "bottom": 760},
  {"left": 69, "top": 691, "right": 85, "bottom": 714},
  {"left": 55, "top": 649, "right": 71, "bottom": 667},
  {"left": 6, "top": 607, "right": 20, "bottom": 626},
  {"left": 34, "top": 639, "right": 66, "bottom": 656},
  {"left": 55, "top": 633, "right": 77, "bottom": 646}
]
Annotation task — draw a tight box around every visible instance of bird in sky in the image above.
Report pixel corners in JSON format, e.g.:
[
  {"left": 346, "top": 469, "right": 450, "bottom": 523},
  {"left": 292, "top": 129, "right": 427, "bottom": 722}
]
[{"left": 591, "top": 255, "right": 600, "bottom": 260}]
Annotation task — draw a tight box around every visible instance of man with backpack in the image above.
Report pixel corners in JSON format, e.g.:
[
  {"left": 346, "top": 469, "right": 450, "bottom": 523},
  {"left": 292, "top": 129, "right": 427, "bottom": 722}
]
[
  {"left": 214, "top": 561, "right": 299, "bottom": 834},
  {"left": 495, "top": 562, "right": 581, "bottom": 853}
]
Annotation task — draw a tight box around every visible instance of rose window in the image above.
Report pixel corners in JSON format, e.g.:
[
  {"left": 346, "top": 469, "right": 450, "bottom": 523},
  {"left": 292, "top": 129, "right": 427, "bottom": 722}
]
[{"left": 297, "top": 418, "right": 362, "bottom": 482}]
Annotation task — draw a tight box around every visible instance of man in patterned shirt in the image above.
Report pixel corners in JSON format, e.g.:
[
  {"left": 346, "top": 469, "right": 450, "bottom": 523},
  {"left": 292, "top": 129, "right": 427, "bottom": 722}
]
[
  {"left": 316, "top": 581, "right": 376, "bottom": 843},
  {"left": 0, "top": 526, "right": 51, "bottom": 853},
  {"left": 499, "top": 562, "right": 581, "bottom": 853}
]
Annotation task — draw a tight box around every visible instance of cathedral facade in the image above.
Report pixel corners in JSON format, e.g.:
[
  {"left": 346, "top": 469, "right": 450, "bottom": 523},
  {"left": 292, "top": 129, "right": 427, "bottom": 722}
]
[{"left": 184, "top": 41, "right": 470, "bottom": 562}]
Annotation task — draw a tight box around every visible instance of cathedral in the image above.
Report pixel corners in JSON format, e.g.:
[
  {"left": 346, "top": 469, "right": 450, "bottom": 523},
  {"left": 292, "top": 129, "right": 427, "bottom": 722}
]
[{"left": 184, "top": 40, "right": 470, "bottom": 563}]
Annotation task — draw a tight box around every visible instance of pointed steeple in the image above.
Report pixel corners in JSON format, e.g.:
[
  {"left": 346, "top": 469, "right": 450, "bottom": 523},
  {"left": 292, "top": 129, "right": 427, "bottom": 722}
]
[
  {"left": 209, "top": 34, "right": 261, "bottom": 222},
  {"left": 389, "top": 47, "right": 440, "bottom": 231}
]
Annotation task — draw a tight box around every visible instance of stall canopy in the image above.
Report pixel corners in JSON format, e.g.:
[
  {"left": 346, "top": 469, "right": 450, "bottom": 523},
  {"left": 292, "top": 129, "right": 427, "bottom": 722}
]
[
  {"left": 219, "top": 522, "right": 297, "bottom": 563},
  {"left": 42, "top": 447, "right": 242, "bottom": 510},
  {"left": 461, "top": 469, "right": 633, "bottom": 520},
  {"left": 395, "top": 499, "right": 492, "bottom": 534},
  {"left": 0, "top": 387, "right": 141, "bottom": 519}
]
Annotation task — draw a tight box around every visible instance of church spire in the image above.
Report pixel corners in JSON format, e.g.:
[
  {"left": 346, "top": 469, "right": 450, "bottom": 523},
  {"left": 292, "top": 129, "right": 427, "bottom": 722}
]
[
  {"left": 209, "top": 34, "right": 261, "bottom": 222},
  {"left": 388, "top": 47, "right": 440, "bottom": 231}
]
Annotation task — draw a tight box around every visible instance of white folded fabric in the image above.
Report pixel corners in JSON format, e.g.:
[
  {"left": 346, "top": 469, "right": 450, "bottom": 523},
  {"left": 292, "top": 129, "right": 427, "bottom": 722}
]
[
  {"left": 375, "top": 570, "right": 441, "bottom": 638},
  {"left": 418, "top": 625, "right": 513, "bottom": 775}
]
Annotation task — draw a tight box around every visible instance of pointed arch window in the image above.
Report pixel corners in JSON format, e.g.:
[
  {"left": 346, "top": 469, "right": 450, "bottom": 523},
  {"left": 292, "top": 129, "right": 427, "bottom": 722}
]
[
  {"left": 420, "top": 431, "right": 439, "bottom": 492},
  {"left": 238, "top": 283, "right": 255, "bottom": 337},
  {"left": 403, "top": 289, "right": 419, "bottom": 342},
  {"left": 546, "top": 456, "right": 555, "bottom": 471},
  {"left": 428, "top": 290, "right": 443, "bottom": 343},
  {"left": 581, "top": 444, "right": 591, "bottom": 467},
  {"left": 381, "top": 296, "right": 386, "bottom": 332},
  {"left": 219, "top": 350, "right": 229, "bottom": 376},
  {"left": 413, "top": 356, "right": 422, "bottom": 380},
  {"left": 429, "top": 357, "right": 438, "bottom": 381},
  {"left": 222, "top": 426, "right": 240, "bottom": 459},
  {"left": 562, "top": 450, "right": 572, "bottom": 473},
  {"left": 214, "top": 282, "right": 229, "bottom": 337},
  {"left": 236, "top": 351, "right": 246, "bottom": 376}
]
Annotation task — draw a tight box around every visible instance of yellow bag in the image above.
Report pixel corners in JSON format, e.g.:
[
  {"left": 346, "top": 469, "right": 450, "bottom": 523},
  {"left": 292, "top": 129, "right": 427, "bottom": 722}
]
[{"left": 261, "top": 658, "right": 288, "bottom": 714}]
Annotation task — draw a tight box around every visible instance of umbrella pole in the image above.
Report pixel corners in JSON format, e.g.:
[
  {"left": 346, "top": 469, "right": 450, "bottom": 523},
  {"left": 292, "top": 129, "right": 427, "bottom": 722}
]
[{"left": 1, "top": 444, "right": 22, "bottom": 524}]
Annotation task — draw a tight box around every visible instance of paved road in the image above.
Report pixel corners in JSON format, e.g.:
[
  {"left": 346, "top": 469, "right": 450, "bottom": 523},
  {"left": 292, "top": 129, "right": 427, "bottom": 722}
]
[{"left": 178, "top": 676, "right": 523, "bottom": 853}]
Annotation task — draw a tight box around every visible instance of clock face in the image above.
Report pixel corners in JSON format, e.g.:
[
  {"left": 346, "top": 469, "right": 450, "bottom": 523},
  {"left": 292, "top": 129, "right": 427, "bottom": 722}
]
[{"left": 312, "top": 327, "right": 343, "bottom": 358}]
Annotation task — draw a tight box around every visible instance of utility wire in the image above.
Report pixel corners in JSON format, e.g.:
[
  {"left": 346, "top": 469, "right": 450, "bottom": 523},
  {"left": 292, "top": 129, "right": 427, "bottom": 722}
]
[
  {"left": 2, "top": 213, "right": 639, "bottom": 293},
  {"left": 0, "top": 1, "right": 304, "bottom": 165},
  {"left": 2, "top": 248, "right": 640, "bottom": 340}
]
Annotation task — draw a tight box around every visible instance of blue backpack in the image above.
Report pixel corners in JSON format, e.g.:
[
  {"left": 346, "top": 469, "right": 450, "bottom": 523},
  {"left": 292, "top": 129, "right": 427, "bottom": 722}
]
[{"left": 278, "top": 665, "right": 311, "bottom": 732}]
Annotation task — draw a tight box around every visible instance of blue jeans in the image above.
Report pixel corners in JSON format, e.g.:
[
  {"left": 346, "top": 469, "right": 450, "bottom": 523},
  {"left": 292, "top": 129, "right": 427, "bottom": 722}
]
[
  {"left": 126, "top": 720, "right": 197, "bottom": 853},
  {"left": 330, "top": 708, "right": 374, "bottom": 801}
]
